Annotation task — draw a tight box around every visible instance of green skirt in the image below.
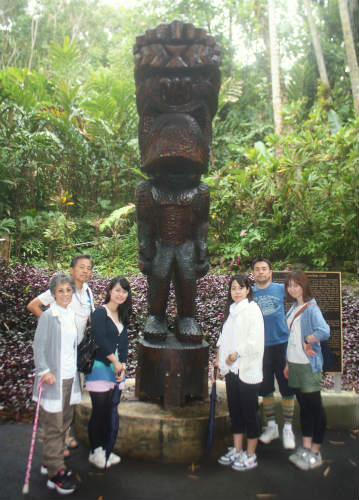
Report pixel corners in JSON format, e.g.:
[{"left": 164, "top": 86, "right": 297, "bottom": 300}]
[{"left": 288, "top": 362, "right": 322, "bottom": 393}]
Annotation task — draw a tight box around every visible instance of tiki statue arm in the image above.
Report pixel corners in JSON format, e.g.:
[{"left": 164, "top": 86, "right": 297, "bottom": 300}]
[
  {"left": 193, "top": 182, "right": 210, "bottom": 278},
  {"left": 135, "top": 180, "right": 156, "bottom": 275}
]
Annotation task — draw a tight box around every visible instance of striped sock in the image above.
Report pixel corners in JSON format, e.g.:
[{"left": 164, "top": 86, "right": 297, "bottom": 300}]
[
  {"left": 263, "top": 393, "right": 276, "bottom": 423},
  {"left": 282, "top": 396, "right": 295, "bottom": 424}
]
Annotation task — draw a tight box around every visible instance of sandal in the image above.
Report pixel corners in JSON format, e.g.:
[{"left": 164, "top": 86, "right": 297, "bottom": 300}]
[{"left": 65, "top": 437, "right": 79, "bottom": 449}]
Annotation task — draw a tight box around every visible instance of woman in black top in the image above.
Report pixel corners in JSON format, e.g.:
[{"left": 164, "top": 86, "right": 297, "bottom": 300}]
[{"left": 85, "top": 276, "right": 132, "bottom": 469}]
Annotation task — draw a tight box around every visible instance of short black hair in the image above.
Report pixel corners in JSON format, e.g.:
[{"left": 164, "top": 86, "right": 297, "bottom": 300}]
[
  {"left": 251, "top": 257, "right": 272, "bottom": 270},
  {"left": 70, "top": 254, "right": 93, "bottom": 268},
  {"left": 223, "top": 273, "right": 253, "bottom": 323}
]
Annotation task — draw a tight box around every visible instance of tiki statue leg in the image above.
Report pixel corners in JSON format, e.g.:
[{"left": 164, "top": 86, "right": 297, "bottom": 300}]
[
  {"left": 173, "top": 242, "right": 202, "bottom": 344},
  {"left": 143, "top": 244, "right": 174, "bottom": 341}
]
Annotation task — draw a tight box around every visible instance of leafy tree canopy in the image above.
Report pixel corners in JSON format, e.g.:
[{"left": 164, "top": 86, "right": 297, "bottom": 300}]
[{"left": 0, "top": 0, "right": 357, "bottom": 274}]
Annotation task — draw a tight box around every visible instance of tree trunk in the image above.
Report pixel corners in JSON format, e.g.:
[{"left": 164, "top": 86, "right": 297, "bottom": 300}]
[
  {"left": 228, "top": 4, "right": 233, "bottom": 76},
  {"left": 304, "top": 0, "right": 330, "bottom": 87},
  {"left": 268, "top": 0, "right": 282, "bottom": 136},
  {"left": 338, "top": 0, "right": 359, "bottom": 115},
  {"left": 28, "top": 17, "right": 39, "bottom": 72}
]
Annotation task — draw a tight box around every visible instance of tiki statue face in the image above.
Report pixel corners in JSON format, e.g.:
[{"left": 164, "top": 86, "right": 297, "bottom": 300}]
[{"left": 134, "top": 21, "right": 221, "bottom": 188}]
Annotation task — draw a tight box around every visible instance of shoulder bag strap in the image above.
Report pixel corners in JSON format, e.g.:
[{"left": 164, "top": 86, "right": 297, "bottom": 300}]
[
  {"left": 86, "top": 288, "right": 95, "bottom": 313},
  {"left": 289, "top": 302, "right": 314, "bottom": 330}
]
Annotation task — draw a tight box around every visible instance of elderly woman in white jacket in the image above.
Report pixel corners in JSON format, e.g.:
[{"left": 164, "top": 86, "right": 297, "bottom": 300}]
[
  {"left": 215, "top": 274, "right": 264, "bottom": 471},
  {"left": 32, "top": 272, "right": 81, "bottom": 495}
]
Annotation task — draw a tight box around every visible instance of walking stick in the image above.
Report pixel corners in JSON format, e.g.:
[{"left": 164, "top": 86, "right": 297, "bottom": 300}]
[{"left": 22, "top": 381, "right": 44, "bottom": 495}]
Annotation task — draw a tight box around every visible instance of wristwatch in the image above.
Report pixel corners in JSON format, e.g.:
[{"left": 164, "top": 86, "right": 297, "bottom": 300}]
[{"left": 304, "top": 337, "right": 309, "bottom": 344}]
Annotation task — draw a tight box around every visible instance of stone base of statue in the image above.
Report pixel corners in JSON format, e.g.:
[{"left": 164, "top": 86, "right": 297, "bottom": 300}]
[
  {"left": 74, "top": 379, "right": 232, "bottom": 463},
  {"left": 135, "top": 334, "right": 208, "bottom": 408},
  {"left": 74, "top": 381, "right": 359, "bottom": 463}
]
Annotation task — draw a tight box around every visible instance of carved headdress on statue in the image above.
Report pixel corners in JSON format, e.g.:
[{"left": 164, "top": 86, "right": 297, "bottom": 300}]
[{"left": 133, "top": 20, "right": 221, "bottom": 182}]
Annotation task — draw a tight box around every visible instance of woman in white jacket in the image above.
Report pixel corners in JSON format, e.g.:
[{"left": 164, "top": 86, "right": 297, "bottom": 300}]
[{"left": 215, "top": 274, "right": 264, "bottom": 471}]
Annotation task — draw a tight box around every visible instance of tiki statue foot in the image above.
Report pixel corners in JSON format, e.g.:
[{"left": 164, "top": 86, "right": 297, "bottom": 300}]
[
  {"left": 144, "top": 315, "right": 168, "bottom": 342},
  {"left": 175, "top": 316, "right": 203, "bottom": 344}
]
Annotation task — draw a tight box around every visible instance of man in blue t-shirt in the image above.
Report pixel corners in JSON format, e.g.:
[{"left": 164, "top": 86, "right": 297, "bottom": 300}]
[{"left": 252, "top": 258, "right": 295, "bottom": 450}]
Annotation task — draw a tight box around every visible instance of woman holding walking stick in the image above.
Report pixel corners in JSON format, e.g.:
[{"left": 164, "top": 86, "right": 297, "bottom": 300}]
[{"left": 32, "top": 272, "right": 81, "bottom": 495}]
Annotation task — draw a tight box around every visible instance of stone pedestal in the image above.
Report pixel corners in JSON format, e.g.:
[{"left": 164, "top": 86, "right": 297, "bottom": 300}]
[
  {"left": 74, "top": 379, "right": 232, "bottom": 463},
  {"left": 135, "top": 334, "right": 209, "bottom": 408},
  {"left": 74, "top": 381, "right": 358, "bottom": 464}
]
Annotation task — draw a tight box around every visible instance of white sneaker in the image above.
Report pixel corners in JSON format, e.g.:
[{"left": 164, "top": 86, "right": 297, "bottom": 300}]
[
  {"left": 218, "top": 447, "right": 244, "bottom": 466},
  {"left": 282, "top": 427, "right": 295, "bottom": 449},
  {"left": 107, "top": 452, "right": 121, "bottom": 466},
  {"left": 89, "top": 447, "right": 106, "bottom": 469},
  {"left": 232, "top": 451, "right": 258, "bottom": 471},
  {"left": 295, "top": 450, "right": 323, "bottom": 470},
  {"left": 259, "top": 423, "right": 279, "bottom": 444},
  {"left": 289, "top": 446, "right": 310, "bottom": 466}
]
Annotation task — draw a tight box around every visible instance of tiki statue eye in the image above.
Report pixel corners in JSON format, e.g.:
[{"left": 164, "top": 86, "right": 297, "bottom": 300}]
[{"left": 159, "top": 77, "right": 192, "bottom": 105}]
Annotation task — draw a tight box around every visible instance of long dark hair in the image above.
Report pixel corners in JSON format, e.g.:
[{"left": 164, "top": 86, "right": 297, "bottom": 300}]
[
  {"left": 284, "top": 270, "right": 313, "bottom": 303},
  {"left": 104, "top": 276, "right": 132, "bottom": 325},
  {"left": 223, "top": 274, "right": 253, "bottom": 323}
]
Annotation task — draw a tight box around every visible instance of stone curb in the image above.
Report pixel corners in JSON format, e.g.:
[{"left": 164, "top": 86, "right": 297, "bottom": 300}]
[
  {"left": 116, "top": 378, "right": 358, "bottom": 429},
  {"left": 74, "top": 379, "right": 358, "bottom": 464},
  {"left": 214, "top": 380, "right": 359, "bottom": 429}
]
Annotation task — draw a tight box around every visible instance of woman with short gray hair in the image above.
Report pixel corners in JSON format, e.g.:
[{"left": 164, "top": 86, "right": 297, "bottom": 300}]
[
  {"left": 32, "top": 272, "right": 81, "bottom": 495},
  {"left": 48, "top": 272, "right": 75, "bottom": 296}
]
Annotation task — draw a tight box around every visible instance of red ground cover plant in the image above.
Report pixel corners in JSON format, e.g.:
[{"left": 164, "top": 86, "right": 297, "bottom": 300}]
[{"left": 0, "top": 264, "right": 357, "bottom": 420}]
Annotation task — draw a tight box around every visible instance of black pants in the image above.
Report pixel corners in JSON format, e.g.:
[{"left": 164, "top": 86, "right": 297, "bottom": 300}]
[
  {"left": 88, "top": 390, "right": 121, "bottom": 452},
  {"left": 293, "top": 389, "right": 326, "bottom": 444},
  {"left": 260, "top": 343, "right": 294, "bottom": 397},
  {"left": 225, "top": 372, "right": 260, "bottom": 439}
]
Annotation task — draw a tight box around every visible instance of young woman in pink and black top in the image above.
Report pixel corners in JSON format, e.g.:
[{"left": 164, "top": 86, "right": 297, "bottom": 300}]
[{"left": 85, "top": 276, "right": 132, "bottom": 469}]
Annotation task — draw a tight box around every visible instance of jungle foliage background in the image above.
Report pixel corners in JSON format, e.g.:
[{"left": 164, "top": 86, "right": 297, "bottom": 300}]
[{"left": 0, "top": 0, "right": 358, "bottom": 277}]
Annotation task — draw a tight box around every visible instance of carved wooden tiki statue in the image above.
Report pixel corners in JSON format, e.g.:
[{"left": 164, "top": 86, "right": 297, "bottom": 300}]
[{"left": 134, "top": 20, "right": 221, "bottom": 343}]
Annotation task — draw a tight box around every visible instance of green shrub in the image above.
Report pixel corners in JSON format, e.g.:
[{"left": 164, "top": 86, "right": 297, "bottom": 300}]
[{"left": 206, "top": 98, "right": 358, "bottom": 272}]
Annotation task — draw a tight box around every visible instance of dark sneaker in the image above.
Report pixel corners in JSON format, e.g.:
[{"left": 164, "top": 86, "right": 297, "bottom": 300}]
[{"left": 47, "top": 468, "right": 76, "bottom": 495}]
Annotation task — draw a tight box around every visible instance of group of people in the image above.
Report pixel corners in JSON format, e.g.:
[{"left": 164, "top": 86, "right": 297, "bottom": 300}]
[
  {"left": 28, "top": 255, "right": 132, "bottom": 495},
  {"left": 216, "top": 258, "right": 330, "bottom": 472},
  {"left": 28, "top": 254, "right": 330, "bottom": 494}
]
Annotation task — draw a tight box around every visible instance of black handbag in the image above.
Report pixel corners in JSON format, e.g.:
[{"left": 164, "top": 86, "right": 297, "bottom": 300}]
[
  {"left": 77, "top": 323, "right": 98, "bottom": 374},
  {"left": 321, "top": 339, "right": 337, "bottom": 373}
]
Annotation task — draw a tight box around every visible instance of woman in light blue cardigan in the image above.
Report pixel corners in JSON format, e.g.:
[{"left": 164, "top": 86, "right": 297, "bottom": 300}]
[{"left": 283, "top": 270, "right": 330, "bottom": 471}]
